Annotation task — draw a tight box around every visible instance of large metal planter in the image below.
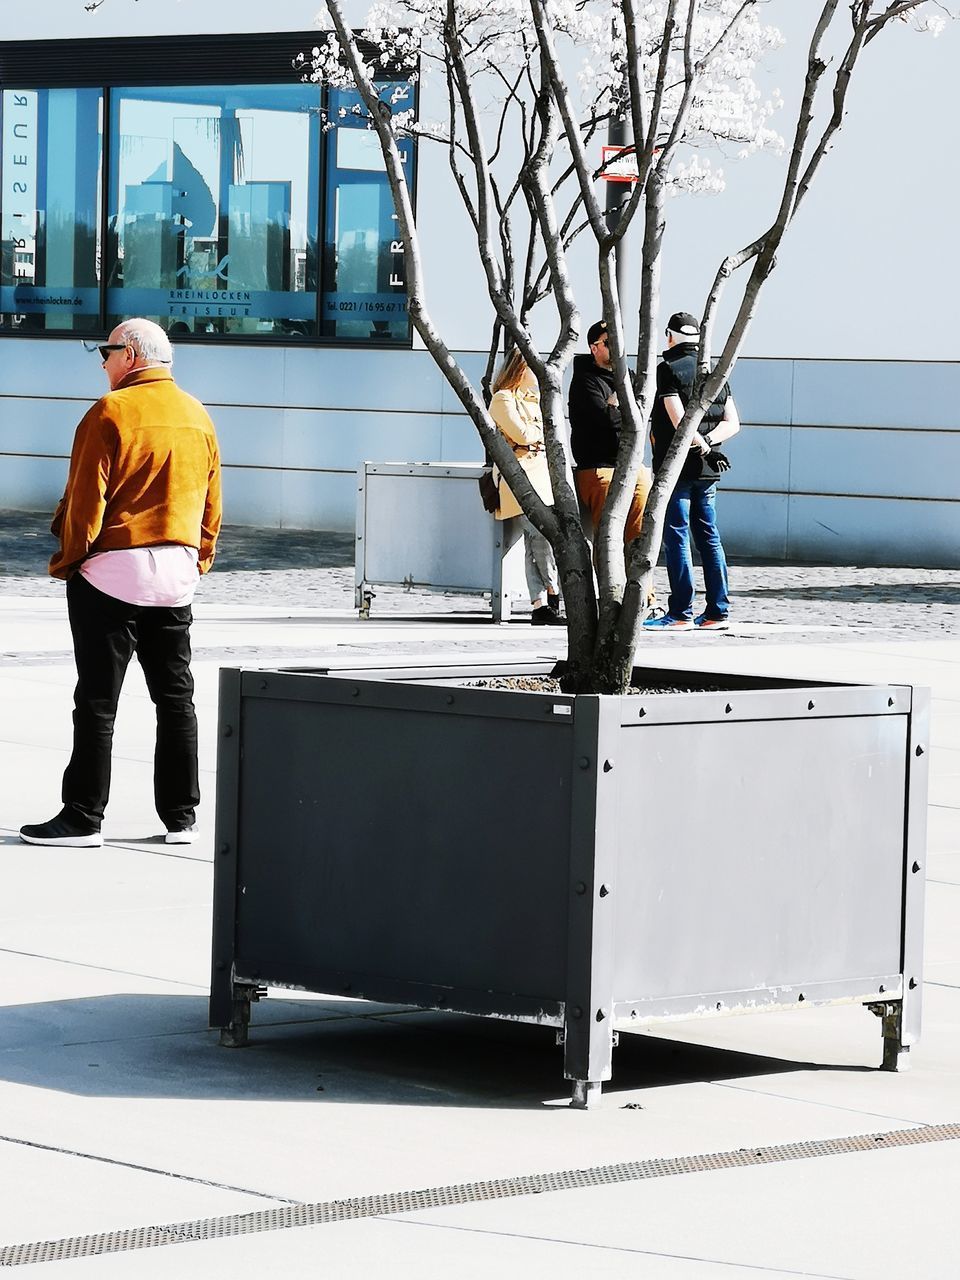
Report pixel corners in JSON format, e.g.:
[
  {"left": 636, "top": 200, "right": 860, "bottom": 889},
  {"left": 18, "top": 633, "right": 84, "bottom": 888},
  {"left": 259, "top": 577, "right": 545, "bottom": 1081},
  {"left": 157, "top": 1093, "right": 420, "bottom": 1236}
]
[{"left": 210, "top": 661, "right": 929, "bottom": 1107}]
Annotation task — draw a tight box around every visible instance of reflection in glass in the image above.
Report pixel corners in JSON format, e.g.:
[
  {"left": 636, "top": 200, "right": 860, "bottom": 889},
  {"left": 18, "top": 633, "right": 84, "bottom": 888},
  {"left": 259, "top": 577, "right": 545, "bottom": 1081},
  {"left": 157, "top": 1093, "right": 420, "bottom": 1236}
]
[
  {"left": 322, "top": 85, "right": 414, "bottom": 344},
  {"left": 0, "top": 88, "right": 102, "bottom": 333},
  {"left": 107, "top": 84, "right": 321, "bottom": 338}
]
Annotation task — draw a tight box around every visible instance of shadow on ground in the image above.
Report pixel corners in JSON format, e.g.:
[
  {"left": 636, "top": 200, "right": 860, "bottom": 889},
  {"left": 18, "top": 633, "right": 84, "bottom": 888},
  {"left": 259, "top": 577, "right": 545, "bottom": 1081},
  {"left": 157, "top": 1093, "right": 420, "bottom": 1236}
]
[
  {"left": 737, "top": 583, "right": 960, "bottom": 606},
  {"left": 0, "top": 993, "right": 869, "bottom": 1108},
  {"left": 0, "top": 511, "right": 355, "bottom": 576}
]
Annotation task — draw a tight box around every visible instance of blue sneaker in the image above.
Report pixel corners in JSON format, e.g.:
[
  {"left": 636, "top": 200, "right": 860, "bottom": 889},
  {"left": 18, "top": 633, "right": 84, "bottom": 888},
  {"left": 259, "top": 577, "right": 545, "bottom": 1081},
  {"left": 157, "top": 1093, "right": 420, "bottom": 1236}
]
[
  {"left": 643, "top": 613, "right": 693, "bottom": 631},
  {"left": 694, "top": 614, "right": 730, "bottom": 630}
]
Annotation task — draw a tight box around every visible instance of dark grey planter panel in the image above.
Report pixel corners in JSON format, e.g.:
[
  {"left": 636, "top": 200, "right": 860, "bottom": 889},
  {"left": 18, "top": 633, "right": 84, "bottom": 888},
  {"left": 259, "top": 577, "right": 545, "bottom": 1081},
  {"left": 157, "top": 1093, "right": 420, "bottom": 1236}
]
[
  {"left": 233, "top": 691, "right": 571, "bottom": 1002},
  {"left": 210, "top": 662, "right": 929, "bottom": 1107}
]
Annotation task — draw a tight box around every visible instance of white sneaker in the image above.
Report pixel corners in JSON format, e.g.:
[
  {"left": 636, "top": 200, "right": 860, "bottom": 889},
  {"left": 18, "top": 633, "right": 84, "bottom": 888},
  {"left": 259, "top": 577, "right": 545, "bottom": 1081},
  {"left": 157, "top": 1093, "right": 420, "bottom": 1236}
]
[{"left": 164, "top": 824, "right": 198, "bottom": 845}]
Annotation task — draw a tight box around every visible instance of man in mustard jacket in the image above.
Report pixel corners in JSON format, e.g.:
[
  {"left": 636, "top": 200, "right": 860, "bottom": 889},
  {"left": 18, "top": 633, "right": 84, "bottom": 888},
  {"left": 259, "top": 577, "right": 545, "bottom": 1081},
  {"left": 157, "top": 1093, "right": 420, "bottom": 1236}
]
[{"left": 20, "top": 318, "right": 222, "bottom": 848}]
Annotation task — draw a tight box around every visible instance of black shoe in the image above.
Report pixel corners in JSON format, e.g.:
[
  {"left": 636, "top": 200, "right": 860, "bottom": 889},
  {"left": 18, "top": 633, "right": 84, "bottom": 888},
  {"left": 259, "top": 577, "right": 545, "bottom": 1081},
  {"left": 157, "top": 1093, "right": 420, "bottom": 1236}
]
[
  {"left": 547, "top": 593, "right": 562, "bottom": 615},
  {"left": 531, "top": 605, "right": 567, "bottom": 627},
  {"left": 20, "top": 811, "right": 102, "bottom": 848}
]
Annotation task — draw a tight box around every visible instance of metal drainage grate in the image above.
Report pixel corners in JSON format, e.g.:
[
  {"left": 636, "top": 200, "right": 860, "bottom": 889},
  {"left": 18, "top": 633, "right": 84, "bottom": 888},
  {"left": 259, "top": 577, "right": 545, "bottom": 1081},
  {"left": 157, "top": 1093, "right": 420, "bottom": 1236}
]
[{"left": 2, "top": 1122, "right": 958, "bottom": 1267}]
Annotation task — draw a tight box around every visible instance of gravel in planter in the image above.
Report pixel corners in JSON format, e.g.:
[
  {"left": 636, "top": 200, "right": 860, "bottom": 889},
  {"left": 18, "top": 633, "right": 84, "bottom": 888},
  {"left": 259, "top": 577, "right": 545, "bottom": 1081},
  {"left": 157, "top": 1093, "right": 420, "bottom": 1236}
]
[{"left": 463, "top": 676, "right": 734, "bottom": 695}]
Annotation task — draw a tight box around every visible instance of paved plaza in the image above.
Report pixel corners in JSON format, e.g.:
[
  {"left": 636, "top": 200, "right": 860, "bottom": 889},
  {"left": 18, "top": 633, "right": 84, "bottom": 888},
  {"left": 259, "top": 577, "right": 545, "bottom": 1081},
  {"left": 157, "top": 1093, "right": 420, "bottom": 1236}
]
[{"left": 0, "top": 511, "right": 957, "bottom": 1276}]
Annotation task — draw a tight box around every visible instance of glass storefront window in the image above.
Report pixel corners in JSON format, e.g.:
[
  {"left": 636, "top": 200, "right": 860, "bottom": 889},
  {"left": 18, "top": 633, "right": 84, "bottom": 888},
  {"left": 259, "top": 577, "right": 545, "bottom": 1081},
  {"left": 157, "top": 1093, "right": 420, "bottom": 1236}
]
[
  {"left": 106, "top": 83, "right": 322, "bottom": 338},
  {"left": 0, "top": 64, "right": 415, "bottom": 347},
  {"left": 322, "top": 84, "right": 413, "bottom": 344},
  {"left": 0, "top": 88, "right": 103, "bottom": 333}
]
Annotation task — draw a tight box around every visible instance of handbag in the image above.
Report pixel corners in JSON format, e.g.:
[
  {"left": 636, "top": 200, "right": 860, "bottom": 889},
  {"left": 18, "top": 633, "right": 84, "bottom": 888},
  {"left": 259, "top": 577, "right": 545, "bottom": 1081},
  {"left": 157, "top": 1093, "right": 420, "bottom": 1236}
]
[{"left": 478, "top": 467, "right": 500, "bottom": 514}]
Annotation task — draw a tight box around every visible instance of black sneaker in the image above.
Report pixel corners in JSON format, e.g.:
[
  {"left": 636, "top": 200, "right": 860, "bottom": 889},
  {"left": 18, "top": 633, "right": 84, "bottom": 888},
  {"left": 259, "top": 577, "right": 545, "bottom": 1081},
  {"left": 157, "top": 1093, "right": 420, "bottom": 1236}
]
[
  {"left": 547, "top": 593, "right": 562, "bottom": 616},
  {"left": 531, "top": 605, "right": 567, "bottom": 627},
  {"left": 20, "top": 811, "right": 103, "bottom": 848}
]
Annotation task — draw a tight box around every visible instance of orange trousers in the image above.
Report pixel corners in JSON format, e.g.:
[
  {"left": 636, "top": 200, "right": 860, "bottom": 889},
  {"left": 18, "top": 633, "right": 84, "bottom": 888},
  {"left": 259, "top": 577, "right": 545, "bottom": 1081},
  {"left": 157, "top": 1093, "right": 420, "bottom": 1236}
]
[{"left": 575, "top": 466, "right": 652, "bottom": 544}]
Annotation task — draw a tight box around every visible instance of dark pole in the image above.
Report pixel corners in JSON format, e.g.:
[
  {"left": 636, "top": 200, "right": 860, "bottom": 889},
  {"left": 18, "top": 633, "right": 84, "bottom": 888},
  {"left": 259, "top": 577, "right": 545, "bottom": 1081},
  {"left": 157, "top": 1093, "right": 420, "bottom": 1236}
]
[
  {"left": 605, "top": 17, "right": 632, "bottom": 319},
  {"left": 604, "top": 112, "right": 629, "bottom": 308}
]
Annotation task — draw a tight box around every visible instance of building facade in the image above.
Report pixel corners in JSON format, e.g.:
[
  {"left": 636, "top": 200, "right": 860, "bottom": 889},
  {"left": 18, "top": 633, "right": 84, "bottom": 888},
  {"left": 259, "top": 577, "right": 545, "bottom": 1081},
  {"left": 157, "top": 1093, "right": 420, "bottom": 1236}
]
[{"left": 1, "top": 7, "right": 958, "bottom": 567}]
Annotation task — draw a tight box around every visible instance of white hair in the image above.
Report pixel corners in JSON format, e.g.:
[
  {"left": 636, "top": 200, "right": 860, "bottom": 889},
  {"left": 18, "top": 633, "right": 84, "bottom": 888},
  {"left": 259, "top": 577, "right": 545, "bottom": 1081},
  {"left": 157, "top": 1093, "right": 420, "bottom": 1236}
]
[{"left": 115, "top": 318, "right": 173, "bottom": 367}]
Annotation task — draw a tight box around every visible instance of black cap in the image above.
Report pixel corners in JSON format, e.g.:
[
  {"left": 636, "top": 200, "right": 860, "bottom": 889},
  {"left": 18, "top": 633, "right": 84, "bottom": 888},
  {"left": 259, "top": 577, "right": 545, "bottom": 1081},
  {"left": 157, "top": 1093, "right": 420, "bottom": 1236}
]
[
  {"left": 666, "top": 311, "right": 700, "bottom": 337},
  {"left": 586, "top": 319, "right": 608, "bottom": 346}
]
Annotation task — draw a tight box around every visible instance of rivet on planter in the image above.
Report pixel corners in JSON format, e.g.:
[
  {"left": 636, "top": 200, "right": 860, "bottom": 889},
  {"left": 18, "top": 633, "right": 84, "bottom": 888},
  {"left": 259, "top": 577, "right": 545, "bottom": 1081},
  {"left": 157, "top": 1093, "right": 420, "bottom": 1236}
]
[
  {"left": 603, "top": 759, "right": 615, "bottom": 772},
  {"left": 599, "top": 884, "right": 610, "bottom": 898},
  {"left": 724, "top": 703, "right": 732, "bottom": 715},
  {"left": 798, "top": 992, "right": 805, "bottom": 1002},
  {"left": 912, "top": 861, "right": 921, "bottom": 874},
  {"left": 916, "top": 744, "right": 925, "bottom": 757},
  {"left": 574, "top": 881, "right": 587, "bottom": 895},
  {"left": 878, "top": 985, "right": 885, "bottom": 994},
  {"left": 446, "top": 695, "right": 455, "bottom": 705},
  {"left": 219, "top": 842, "right": 231, "bottom": 857},
  {"left": 215, "top": 960, "right": 226, "bottom": 971},
  {"left": 260, "top": 680, "right": 269, "bottom": 692},
  {"left": 578, "top": 757, "right": 591, "bottom": 770},
  {"left": 909, "top": 977, "right": 918, "bottom": 990},
  {"left": 888, "top": 697, "right": 895, "bottom": 708},
  {"left": 351, "top": 688, "right": 360, "bottom": 698},
  {"left": 223, "top": 725, "right": 234, "bottom": 737},
  {"left": 807, "top": 700, "right": 815, "bottom": 711},
  {"left": 572, "top": 1006, "right": 583, "bottom": 1019},
  {"left": 595, "top": 1008, "right": 606, "bottom": 1022},
  {"left": 638, "top": 707, "right": 646, "bottom": 718}
]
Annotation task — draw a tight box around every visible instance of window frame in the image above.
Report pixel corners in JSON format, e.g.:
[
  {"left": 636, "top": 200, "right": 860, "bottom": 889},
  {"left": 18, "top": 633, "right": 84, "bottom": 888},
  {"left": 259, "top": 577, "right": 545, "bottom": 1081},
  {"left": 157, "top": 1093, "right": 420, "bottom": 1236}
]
[{"left": 0, "top": 32, "right": 417, "bottom": 350}]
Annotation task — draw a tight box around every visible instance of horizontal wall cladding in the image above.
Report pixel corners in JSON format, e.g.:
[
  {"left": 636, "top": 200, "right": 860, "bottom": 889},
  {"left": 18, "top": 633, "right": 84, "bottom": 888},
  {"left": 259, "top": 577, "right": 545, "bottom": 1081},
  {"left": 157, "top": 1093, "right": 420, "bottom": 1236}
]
[
  {"left": 791, "top": 360, "right": 960, "bottom": 430},
  {"left": 0, "top": 456, "right": 67, "bottom": 513},
  {"left": 717, "top": 492, "right": 789, "bottom": 561},
  {"left": 728, "top": 424, "right": 791, "bottom": 494},
  {"left": 726, "top": 360, "right": 793, "bottom": 426},
  {"left": 789, "top": 425, "right": 960, "bottom": 502},
  {"left": 1, "top": 345, "right": 958, "bottom": 560},
  {"left": 784, "top": 495, "right": 960, "bottom": 570}
]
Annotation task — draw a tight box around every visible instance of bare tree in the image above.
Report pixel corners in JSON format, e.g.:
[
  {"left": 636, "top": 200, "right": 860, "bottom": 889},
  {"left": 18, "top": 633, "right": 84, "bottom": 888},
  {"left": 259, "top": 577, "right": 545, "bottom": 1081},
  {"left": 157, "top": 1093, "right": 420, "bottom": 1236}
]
[
  {"left": 313, "top": 0, "right": 951, "bottom": 691},
  {"left": 85, "top": 0, "right": 951, "bottom": 690}
]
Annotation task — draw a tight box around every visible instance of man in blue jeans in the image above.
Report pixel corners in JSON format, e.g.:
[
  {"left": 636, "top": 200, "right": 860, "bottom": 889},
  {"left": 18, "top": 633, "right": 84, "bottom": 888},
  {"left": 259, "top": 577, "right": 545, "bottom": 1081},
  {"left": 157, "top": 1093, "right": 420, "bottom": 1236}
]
[{"left": 644, "top": 311, "right": 740, "bottom": 631}]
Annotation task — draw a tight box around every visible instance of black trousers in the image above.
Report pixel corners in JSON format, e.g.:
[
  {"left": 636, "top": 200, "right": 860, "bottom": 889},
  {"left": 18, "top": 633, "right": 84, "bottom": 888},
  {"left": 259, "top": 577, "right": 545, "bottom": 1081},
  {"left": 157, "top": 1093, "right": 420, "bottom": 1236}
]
[{"left": 62, "top": 574, "right": 200, "bottom": 831}]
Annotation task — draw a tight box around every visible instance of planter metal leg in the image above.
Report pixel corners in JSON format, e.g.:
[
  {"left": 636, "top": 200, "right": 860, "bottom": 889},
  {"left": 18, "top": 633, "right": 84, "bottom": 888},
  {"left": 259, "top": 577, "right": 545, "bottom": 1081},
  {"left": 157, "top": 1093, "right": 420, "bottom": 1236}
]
[
  {"left": 869, "top": 1000, "right": 911, "bottom": 1071},
  {"left": 219, "top": 983, "right": 266, "bottom": 1049},
  {"left": 357, "top": 586, "right": 375, "bottom": 619},
  {"left": 570, "top": 1080, "right": 603, "bottom": 1109}
]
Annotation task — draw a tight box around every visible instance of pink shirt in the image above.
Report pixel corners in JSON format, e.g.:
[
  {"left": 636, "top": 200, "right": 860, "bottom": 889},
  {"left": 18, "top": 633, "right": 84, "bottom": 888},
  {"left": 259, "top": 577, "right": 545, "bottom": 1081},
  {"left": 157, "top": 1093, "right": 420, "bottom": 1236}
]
[{"left": 80, "top": 545, "right": 200, "bottom": 607}]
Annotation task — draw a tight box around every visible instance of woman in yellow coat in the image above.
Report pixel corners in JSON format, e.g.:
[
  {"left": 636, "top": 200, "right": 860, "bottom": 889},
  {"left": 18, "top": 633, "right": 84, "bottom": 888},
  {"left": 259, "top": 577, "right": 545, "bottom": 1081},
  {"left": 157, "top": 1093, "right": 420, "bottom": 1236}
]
[{"left": 489, "top": 351, "right": 565, "bottom": 626}]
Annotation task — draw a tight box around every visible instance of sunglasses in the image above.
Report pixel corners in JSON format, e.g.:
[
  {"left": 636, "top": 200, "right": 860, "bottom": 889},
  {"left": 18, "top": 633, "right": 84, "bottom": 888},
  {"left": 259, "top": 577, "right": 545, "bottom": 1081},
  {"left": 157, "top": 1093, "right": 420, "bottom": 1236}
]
[{"left": 97, "top": 343, "right": 130, "bottom": 361}]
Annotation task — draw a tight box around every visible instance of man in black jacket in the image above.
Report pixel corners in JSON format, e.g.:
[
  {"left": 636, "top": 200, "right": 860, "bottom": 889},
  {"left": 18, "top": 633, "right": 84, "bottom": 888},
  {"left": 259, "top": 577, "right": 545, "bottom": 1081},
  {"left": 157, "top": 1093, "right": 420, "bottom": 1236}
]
[
  {"left": 643, "top": 311, "right": 740, "bottom": 631},
  {"left": 569, "top": 319, "right": 651, "bottom": 549}
]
